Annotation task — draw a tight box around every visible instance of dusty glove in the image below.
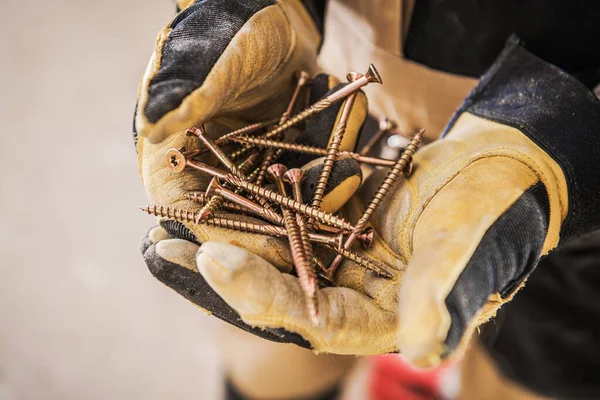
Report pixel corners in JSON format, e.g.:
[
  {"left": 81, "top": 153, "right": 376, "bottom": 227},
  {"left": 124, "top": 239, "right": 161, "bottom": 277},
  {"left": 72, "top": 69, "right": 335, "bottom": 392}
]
[{"left": 174, "top": 41, "right": 600, "bottom": 367}]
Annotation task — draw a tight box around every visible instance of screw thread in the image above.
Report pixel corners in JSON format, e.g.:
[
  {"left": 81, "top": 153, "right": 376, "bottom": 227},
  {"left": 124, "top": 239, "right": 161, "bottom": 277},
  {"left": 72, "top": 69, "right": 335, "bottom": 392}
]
[
  {"left": 262, "top": 99, "right": 332, "bottom": 141},
  {"left": 205, "top": 216, "right": 284, "bottom": 237},
  {"left": 216, "top": 119, "right": 277, "bottom": 146},
  {"left": 331, "top": 247, "right": 394, "bottom": 278},
  {"left": 140, "top": 204, "right": 197, "bottom": 223},
  {"left": 235, "top": 136, "right": 327, "bottom": 156},
  {"left": 234, "top": 136, "right": 398, "bottom": 167},
  {"left": 229, "top": 144, "right": 254, "bottom": 161},
  {"left": 237, "top": 151, "right": 260, "bottom": 176},
  {"left": 311, "top": 120, "right": 347, "bottom": 209},
  {"left": 196, "top": 195, "right": 224, "bottom": 222},
  {"left": 254, "top": 148, "right": 277, "bottom": 186},
  {"left": 356, "top": 129, "right": 424, "bottom": 230},
  {"left": 225, "top": 175, "right": 354, "bottom": 231},
  {"left": 187, "top": 193, "right": 245, "bottom": 214}
]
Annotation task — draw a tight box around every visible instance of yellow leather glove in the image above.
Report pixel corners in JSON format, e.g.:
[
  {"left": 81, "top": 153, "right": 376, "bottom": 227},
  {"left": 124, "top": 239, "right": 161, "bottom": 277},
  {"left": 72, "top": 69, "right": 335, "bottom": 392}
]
[
  {"left": 192, "top": 110, "right": 567, "bottom": 365},
  {"left": 135, "top": 0, "right": 321, "bottom": 143}
]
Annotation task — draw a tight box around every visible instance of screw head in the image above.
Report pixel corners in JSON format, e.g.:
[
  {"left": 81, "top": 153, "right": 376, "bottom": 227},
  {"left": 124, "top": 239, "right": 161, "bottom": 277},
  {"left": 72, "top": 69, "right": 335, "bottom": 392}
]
[
  {"left": 186, "top": 126, "right": 207, "bottom": 138},
  {"left": 283, "top": 168, "right": 305, "bottom": 184},
  {"left": 205, "top": 177, "right": 223, "bottom": 197},
  {"left": 296, "top": 71, "right": 311, "bottom": 86},
  {"left": 267, "top": 163, "right": 288, "bottom": 181},
  {"left": 359, "top": 227, "right": 374, "bottom": 249},
  {"left": 165, "top": 148, "right": 187, "bottom": 172},
  {"left": 365, "top": 63, "right": 383, "bottom": 85}
]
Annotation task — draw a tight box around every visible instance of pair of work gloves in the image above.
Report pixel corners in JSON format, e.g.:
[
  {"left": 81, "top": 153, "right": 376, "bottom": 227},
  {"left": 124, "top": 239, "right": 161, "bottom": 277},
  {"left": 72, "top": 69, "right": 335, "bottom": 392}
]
[{"left": 135, "top": 0, "right": 598, "bottom": 367}]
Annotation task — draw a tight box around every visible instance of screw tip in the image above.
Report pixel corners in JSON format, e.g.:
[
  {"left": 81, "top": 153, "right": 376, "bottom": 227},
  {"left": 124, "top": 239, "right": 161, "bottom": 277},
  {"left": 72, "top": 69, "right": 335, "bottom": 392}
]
[
  {"left": 195, "top": 208, "right": 212, "bottom": 224},
  {"left": 205, "top": 177, "right": 222, "bottom": 197}
]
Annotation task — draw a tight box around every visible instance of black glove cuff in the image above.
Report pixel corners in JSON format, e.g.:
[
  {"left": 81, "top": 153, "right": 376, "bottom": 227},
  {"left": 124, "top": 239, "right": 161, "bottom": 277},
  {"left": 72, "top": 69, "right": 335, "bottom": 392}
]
[
  {"left": 140, "top": 224, "right": 312, "bottom": 348},
  {"left": 443, "top": 37, "right": 600, "bottom": 240},
  {"left": 444, "top": 182, "right": 550, "bottom": 353}
]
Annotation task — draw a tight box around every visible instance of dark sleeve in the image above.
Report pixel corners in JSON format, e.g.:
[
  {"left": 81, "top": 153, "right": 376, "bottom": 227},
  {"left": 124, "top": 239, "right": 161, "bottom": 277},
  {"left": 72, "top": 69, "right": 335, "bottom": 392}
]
[
  {"left": 480, "top": 231, "right": 600, "bottom": 400},
  {"left": 301, "top": 0, "right": 328, "bottom": 35},
  {"left": 443, "top": 37, "right": 600, "bottom": 241}
]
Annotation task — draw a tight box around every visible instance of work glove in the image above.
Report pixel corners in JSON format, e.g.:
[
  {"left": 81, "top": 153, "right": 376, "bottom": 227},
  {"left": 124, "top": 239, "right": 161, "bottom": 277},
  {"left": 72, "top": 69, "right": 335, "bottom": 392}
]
[
  {"left": 137, "top": 7, "right": 600, "bottom": 369},
  {"left": 136, "top": 0, "right": 370, "bottom": 348}
]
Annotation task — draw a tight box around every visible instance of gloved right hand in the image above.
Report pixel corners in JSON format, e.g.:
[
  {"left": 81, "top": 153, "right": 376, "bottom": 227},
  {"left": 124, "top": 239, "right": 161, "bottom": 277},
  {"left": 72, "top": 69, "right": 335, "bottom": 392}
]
[{"left": 134, "top": 0, "right": 322, "bottom": 143}]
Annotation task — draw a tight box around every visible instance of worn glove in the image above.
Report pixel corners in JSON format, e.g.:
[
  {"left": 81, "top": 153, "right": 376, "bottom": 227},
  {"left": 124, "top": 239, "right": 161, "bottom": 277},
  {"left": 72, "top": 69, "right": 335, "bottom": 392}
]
[
  {"left": 136, "top": 0, "right": 370, "bottom": 350},
  {"left": 134, "top": 0, "right": 321, "bottom": 143}
]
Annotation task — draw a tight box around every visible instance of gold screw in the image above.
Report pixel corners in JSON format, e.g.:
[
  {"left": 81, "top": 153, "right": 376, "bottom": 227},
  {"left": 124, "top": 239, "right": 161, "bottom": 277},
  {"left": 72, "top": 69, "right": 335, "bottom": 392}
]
[
  {"left": 231, "top": 136, "right": 399, "bottom": 167},
  {"left": 324, "top": 245, "right": 394, "bottom": 278},
  {"left": 311, "top": 72, "right": 361, "bottom": 210},
  {"left": 326, "top": 129, "right": 425, "bottom": 277},
  {"left": 260, "top": 64, "right": 383, "bottom": 143},
  {"left": 166, "top": 143, "right": 355, "bottom": 231},
  {"left": 139, "top": 204, "right": 388, "bottom": 276},
  {"left": 253, "top": 71, "right": 311, "bottom": 187},
  {"left": 140, "top": 205, "right": 352, "bottom": 248},
  {"left": 187, "top": 192, "right": 248, "bottom": 214},
  {"left": 205, "top": 177, "right": 283, "bottom": 225},
  {"left": 268, "top": 164, "right": 319, "bottom": 325},
  {"left": 187, "top": 126, "right": 239, "bottom": 176},
  {"left": 284, "top": 168, "right": 317, "bottom": 267}
]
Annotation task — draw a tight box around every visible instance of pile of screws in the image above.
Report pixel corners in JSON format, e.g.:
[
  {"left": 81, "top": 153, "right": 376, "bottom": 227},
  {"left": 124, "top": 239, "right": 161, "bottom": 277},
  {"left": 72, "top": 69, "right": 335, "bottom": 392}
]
[{"left": 140, "top": 64, "right": 424, "bottom": 325}]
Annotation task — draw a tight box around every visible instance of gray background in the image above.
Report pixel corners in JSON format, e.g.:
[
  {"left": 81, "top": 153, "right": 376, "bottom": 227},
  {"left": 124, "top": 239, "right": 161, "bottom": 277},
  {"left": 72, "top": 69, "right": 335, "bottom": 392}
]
[{"left": 0, "top": 0, "right": 224, "bottom": 398}]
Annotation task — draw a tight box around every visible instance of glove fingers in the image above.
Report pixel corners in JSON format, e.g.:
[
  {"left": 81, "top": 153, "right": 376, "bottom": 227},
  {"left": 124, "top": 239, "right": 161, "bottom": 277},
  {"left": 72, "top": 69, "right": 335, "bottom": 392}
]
[
  {"left": 398, "top": 157, "right": 547, "bottom": 366},
  {"left": 140, "top": 233, "right": 310, "bottom": 346},
  {"left": 155, "top": 238, "right": 200, "bottom": 272},
  {"left": 137, "top": 1, "right": 319, "bottom": 143},
  {"left": 197, "top": 241, "right": 398, "bottom": 355}
]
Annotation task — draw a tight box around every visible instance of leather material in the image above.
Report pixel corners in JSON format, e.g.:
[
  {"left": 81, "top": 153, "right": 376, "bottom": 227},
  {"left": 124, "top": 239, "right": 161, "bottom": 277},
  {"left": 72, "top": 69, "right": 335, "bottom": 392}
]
[
  {"left": 186, "top": 108, "right": 567, "bottom": 361},
  {"left": 444, "top": 182, "right": 549, "bottom": 352},
  {"left": 479, "top": 231, "right": 600, "bottom": 399},
  {"left": 137, "top": 69, "right": 369, "bottom": 346},
  {"left": 136, "top": 0, "right": 321, "bottom": 143},
  {"left": 445, "top": 38, "right": 600, "bottom": 240},
  {"left": 141, "top": 226, "right": 311, "bottom": 347}
]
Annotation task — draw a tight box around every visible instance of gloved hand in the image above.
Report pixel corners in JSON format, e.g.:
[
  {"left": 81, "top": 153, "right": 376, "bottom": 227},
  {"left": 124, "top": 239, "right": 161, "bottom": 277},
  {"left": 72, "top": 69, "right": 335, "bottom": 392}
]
[
  {"left": 136, "top": 0, "right": 369, "bottom": 351},
  {"left": 137, "top": 4, "right": 600, "bottom": 370},
  {"left": 186, "top": 41, "right": 600, "bottom": 367},
  {"left": 134, "top": 0, "right": 321, "bottom": 143}
]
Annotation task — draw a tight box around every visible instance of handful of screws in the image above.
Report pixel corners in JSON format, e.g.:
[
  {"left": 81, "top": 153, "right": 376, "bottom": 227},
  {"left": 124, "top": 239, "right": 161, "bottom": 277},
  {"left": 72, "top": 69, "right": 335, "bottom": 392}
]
[{"left": 140, "top": 64, "right": 425, "bottom": 325}]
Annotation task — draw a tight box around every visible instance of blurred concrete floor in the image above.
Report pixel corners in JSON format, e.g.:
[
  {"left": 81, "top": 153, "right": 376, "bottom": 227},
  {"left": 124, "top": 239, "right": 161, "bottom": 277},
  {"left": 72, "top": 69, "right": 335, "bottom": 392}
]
[{"left": 0, "top": 0, "right": 225, "bottom": 398}]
